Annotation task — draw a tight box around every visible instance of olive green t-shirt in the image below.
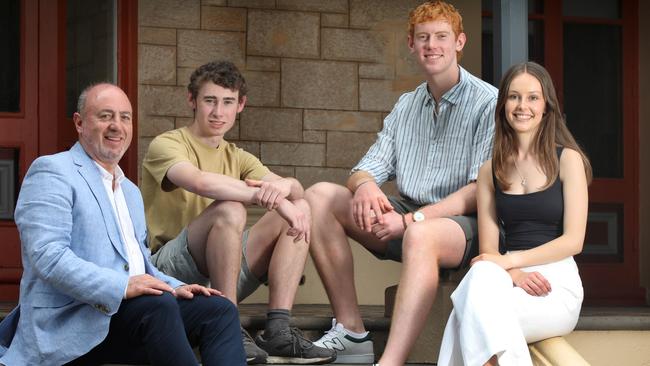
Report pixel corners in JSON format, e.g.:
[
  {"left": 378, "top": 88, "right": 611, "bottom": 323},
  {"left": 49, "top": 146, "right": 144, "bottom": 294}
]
[{"left": 141, "top": 127, "right": 270, "bottom": 253}]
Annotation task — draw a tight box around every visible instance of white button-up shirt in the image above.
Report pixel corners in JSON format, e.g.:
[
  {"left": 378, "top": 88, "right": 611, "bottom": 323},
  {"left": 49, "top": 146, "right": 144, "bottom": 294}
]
[{"left": 94, "top": 162, "right": 146, "bottom": 277}]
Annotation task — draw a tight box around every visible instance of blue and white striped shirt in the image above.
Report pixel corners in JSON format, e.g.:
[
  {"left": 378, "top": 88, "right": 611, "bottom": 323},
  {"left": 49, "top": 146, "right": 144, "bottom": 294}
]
[{"left": 353, "top": 66, "right": 498, "bottom": 205}]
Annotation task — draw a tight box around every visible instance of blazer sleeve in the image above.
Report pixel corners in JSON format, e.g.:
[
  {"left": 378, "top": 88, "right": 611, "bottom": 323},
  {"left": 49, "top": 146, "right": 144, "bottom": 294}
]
[{"left": 15, "top": 157, "right": 128, "bottom": 315}]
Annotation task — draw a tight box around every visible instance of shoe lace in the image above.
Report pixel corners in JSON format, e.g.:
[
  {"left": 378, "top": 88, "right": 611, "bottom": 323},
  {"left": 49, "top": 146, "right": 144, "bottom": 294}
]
[
  {"left": 320, "top": 324, "right": 343, "bottom": 343},
  {"left": 288, "top": 327, "right": 314, "bottom": 353}
]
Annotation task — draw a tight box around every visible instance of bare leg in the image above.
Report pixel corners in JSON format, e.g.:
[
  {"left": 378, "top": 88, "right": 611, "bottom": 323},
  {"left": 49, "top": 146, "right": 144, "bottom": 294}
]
[
  {"left": 186, "top": 200, "right": 247, "bottom": 305},
  {"left": 378, "top": 219, "right": 466, "bottom": 366},
  {"left": 244, "top": 199, "right": 311, "bottom": 309},
  {"left": 305, "top": 182, "right": 387, "bottom": 333}
]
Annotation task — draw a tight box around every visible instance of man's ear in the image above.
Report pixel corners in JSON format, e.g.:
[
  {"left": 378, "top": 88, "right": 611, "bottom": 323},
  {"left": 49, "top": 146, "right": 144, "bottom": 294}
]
[
  {"left": 456, "top": 32, "right": 467, "bottom": 52},
  {"left": 237, "top": 95, "right": 247, "bottom": 113},
  {"left": 73, "top": 112, "right": 83, "bottom": 133},
  {"left": 187, "top": 92, "right": 196, "bottom": 110},
  {"left": 407, "top": 34, "right": 415, "bottom": 53}
]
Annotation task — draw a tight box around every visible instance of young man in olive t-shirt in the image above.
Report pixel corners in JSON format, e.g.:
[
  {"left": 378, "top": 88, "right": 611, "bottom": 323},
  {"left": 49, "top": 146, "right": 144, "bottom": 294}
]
[{"left": 141, "top": 61, "right": 335, "bottom": 365}]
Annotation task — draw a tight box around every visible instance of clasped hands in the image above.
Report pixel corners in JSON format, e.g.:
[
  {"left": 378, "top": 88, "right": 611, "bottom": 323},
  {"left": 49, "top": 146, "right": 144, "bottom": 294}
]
[
  {"left": 352, "top": 182, "right": 403, "bottom": 241},
  {"left": 245, "top": 178, "right": 310, "bottom": 243},
  {"left": 470, "top": 254, "right": 552, "bottom": 297}
]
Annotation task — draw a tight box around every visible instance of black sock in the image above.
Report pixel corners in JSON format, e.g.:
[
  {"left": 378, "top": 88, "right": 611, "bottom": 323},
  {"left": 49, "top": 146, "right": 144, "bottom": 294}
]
[{"left": 265, "top": 309, "right": 291, "bottom": 337}]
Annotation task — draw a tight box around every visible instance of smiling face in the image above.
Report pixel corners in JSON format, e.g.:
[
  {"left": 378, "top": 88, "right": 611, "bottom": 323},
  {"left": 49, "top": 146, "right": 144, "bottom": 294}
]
[
  {"left": 505, "top": 72, "right": 546, "bottom": 134},
  {"left": 408, "top": 20, "right": 465, "bottom": 77},
  {"left": 188, "top": 81, "right": 245, "bottom": 145},
  {"left": 74, "top": 84, "right": 133, "bottom": 173}
]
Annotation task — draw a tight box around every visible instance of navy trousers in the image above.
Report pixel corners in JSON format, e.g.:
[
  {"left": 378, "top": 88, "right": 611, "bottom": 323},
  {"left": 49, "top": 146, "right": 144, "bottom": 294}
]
[{"left": 66, "top": 292, "right": 245, "bottom": 366}]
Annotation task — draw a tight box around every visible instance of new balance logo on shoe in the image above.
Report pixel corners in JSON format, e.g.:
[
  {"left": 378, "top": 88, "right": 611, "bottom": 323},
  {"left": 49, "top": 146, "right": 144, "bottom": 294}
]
[{"left": 321, "top": 338, "right": 346, "bottom": 352}]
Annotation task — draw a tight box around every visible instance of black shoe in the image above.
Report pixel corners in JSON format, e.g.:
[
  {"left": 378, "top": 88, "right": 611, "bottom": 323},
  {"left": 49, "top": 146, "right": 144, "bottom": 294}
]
[
  {"left": 255, "top": 327, "right": 337, "bottom": 364},
  {"left": 242, "top": 327, "right": 268, "bottom": 364}
]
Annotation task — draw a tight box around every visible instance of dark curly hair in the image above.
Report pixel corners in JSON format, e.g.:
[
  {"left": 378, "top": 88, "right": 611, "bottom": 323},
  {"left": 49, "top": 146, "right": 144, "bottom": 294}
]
[{"left": 187, "top": 61, "right": 247, "bottom": 102}]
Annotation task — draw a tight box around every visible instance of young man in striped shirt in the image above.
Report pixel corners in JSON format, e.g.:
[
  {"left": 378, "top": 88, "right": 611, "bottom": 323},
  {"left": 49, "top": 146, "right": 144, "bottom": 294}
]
[{"left": 306, "top": 2, "right": 498, "bottom": 365}]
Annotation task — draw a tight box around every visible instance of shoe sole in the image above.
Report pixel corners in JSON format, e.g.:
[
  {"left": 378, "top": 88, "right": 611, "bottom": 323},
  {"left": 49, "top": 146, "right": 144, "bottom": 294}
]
[
  {"left": 246, "top": 355, "right": 267, "bottom": 364},
  {"left": 266, "top": 355, "right": 337, "bottom": 365},
  {"left": 332, "top": 353, "right": 375, "bottom": 364}
]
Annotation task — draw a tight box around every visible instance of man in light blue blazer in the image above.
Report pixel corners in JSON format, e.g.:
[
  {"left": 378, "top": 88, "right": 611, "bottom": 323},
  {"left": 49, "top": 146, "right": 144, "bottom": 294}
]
[{"left": 0, "top": 83, "right": 246, "bottom": 365}]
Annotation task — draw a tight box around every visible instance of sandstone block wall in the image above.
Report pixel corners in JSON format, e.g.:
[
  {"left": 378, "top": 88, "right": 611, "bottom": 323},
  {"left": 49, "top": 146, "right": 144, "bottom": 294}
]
[{"left": 138, "top": 0, "right": 481, "bottom": 190}]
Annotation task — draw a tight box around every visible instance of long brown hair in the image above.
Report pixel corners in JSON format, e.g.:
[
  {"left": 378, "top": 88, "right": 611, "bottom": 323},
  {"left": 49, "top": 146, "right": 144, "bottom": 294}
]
[{"left": 493, "top": 61, "right": 593, "bottom": 190}]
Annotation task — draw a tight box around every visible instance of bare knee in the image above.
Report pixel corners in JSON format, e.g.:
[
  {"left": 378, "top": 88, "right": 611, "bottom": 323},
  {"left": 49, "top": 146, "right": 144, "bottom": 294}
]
[
  {"left": 205, "top": 200, "right": 247, "bottom": 233},
  {"left": 402, "top": 222, "right": 441, "bottom": 262},
  {"left": 305, "top": 182, "right": 345, "bottom": 208}
]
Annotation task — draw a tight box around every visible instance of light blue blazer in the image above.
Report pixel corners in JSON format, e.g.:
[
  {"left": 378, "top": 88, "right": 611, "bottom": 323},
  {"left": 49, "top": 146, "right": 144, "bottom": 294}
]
[{"left": 0, "top": 143, "right": 183, "bottom": 365}]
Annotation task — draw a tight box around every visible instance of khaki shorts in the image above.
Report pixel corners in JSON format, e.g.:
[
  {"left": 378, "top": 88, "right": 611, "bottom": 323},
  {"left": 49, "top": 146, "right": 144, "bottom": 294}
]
[
  {"left": 151, "top": 228, "right": 265, "bottom": 303},
  {"left": 372, "top": 196, "right": 479, "bottom": 269}
]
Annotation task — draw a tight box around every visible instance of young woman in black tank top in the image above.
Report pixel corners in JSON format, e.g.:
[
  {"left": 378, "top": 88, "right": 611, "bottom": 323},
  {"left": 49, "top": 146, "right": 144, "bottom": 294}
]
[{"left": 438, "top": 62, "right": 592, "bottom": 366}]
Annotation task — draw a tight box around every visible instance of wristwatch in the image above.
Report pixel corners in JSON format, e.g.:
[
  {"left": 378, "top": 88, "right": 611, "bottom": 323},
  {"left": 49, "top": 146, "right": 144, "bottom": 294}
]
[{"left": 413, "top": 210, "right": 425, "bottom": 222}]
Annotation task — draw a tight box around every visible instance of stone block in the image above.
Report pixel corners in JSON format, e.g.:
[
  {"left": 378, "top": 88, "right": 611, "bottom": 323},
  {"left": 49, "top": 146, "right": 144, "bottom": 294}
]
[
  {"left": 322, "top": 28, "right": 392, "bottom": 63},
  {"left": 177, "top": 67, "right": 194, "bottom": 86},
  {"left": 359, "top": 79, "right": 410, "bottom": 112},
  {"left": 277, "top": 0, "right": 347, "bottom": 13},
  {"left": 240, "top": 108, "right": 302, "bottom": 142},
  {"left": 139, "top": 27, "right": 176, "bottom": 46},
  {"left": 138, "top": 45, "right": 176, "bottom": 85},
  {"left": 175, "top": 117, "right": 194, "bottom": 128},
  {"left": 282, "top": 59, "right": 358, "bottom": 110},
  {"left": 321, "top": 13, "right": 348, "bottom": 28},
  {"left": 359, "top": 63, "right": 395, "bottom": 79},
  {"left": 326, "top": 131, "right": 376, "bottom": 168},
  {"left": 178, "top": 30, "right": 245, "bottom": 68},
  {"left": 231, "top": 140, "right": 260, "bottom": 157},
  {"left": 295, "top": 166, "right": 350, "bottom": 188},
  {"left": 247, "top": 10, "right": 319, "bottom": 58},
  {"left": 267, "top": 165, "right": 295, "bottom": 178},
  {"left": 139, "top": 85, "right": 192, "bottom": 117},
  {"left": 261, "top": 143, "right": 325, "bottom": 166},
  {"left": 139, "top": 0, "right": 200, "bottom": 28},
  {"left": 303, "top": 130, "right": 326, "bottom": 143},
  {"left": 349, "top": 0, "right": 421, "bottom": 29},
  {"left": 202, "top": 0, "right": 227, "bottom": 5},
  {"left": 201, "top": 6, "right": 246, "bottom": 31},
  {"left": 396, "top": 46, "right": 422, "bottom": 78},
  {"left": 246, "top": 56, "right": 280, "bottom": 71},
  {"left": 139, "top": 116, "right": 175, "bottom": 137},
  {"left": 228, "top": 0, "right": 276, "bottom": 8},
  {"left": 225, "top": 119, "right": 240, "bottom": 140},
  {"left": 304, "top": 110, "right": 381, "bottom": 132},
  {"left": 243, "top": 71, "right": 280, "bottom": 107}
]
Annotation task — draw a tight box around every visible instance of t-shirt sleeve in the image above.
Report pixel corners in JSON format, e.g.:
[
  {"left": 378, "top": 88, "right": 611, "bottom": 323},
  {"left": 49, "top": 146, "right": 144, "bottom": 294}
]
[
  {"left": 237, "top": 148, "right": 270, "bottom": 181},
  {"left": 142, "top": 133, "right": 191, "bottom": 191},
  {"left": 469, "top": 98, "right": 497, "bottom": 182}
]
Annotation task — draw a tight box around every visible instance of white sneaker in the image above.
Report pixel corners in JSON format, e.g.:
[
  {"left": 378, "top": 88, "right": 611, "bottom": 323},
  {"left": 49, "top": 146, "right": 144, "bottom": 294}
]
[{"left": 312, "top": 318, "right": 374, "bottom": 364}]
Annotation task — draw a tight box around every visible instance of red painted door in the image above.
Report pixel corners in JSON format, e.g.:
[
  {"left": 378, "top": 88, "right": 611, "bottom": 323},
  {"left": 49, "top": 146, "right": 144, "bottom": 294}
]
[{"left": 0, "top": 0, "right": 138, "bottom": 302}]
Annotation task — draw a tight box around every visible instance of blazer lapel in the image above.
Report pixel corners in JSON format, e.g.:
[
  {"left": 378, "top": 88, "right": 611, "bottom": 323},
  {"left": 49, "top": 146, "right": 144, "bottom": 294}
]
[{"left": 71, "top": 143, "right": 128, "bottom": 261}]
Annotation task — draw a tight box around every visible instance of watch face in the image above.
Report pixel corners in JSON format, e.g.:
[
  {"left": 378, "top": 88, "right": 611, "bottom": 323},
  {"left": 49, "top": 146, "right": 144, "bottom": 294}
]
[{"left": 413, "top": 211, "right": 425, "bottom": 222}]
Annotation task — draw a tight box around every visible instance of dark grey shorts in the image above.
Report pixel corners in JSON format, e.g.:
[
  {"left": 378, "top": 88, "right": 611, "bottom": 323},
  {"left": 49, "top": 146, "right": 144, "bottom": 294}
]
[
  {"left": 373, "top": 196, "right": 478, "bottom": 270},
  {"left": 151, "top": 228, "right": 264, "bottom": 303}
]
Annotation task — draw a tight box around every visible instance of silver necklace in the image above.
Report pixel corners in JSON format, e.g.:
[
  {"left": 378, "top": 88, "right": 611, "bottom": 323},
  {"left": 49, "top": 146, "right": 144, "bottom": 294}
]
[{"left": 513, "top": 161, "right": 527, "bottom": 187}]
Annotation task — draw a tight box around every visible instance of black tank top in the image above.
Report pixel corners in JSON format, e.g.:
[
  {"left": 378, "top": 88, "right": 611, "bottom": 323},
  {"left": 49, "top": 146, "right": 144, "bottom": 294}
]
[{"left": 494, "top": 148, "right": 564, "bottom": 251}]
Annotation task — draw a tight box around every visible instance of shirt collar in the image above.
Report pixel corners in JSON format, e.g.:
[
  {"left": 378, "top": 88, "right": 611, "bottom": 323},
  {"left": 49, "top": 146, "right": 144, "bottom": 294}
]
[
  {"left": 93, "top": 161, "right": 126, "bottom": 185},
  {"left": 423, "top": 65, "right": 468, "bottom": 107}
]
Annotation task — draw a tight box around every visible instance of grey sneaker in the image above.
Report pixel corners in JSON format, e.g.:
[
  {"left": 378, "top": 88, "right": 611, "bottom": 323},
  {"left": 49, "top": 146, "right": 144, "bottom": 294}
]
[
  {"left": 255, "top": 327, "right": 337, "bottom": 364},
  {"left": 242, "top": 327, "right": 268, "bottom": 364}
]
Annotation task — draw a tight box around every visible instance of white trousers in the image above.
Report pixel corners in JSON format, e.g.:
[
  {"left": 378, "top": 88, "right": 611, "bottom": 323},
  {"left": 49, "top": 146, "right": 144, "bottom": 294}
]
[{"left": 437, "top": 257, "right": 583, "bottom": 366}]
